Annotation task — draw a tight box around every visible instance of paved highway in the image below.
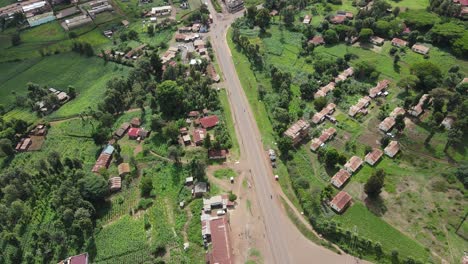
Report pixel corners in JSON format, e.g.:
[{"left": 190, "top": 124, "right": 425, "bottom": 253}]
[{"left": 207, "top": 6, "right": 370, "bottom": 264}]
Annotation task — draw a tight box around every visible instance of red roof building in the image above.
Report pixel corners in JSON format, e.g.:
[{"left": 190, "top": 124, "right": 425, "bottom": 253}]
[
  {"left": 330, "top": 15, "right": 346, "bottom": 24},
  {"left": 128, "top": 127, "right": 140, "bottom": 139},
  {"left": 193, "top": 128, "right": 207, "bottom": 145},
  {"left": 92, "top": 153, "right": 112, "bottom": 173},
  {"left": 200, "top": 115, "right": 219, "bottom": 129},
  {"left": 330, "top": 191, "right": 352, "bottom": 213},
  {"left": 344, "top": 156, "right": 363, "bottom": 173},
  {"left": 391, "top": 38, "right": 408, "bottom": 48},
  {"left": 330, "top": 169, "right": 351, "bottom": 188},
  {"left": 206, "top": 217, "right": 233, "bottom": 264},
  {"left": 58, "top": 253, "right": 89, "bottom": 264}
]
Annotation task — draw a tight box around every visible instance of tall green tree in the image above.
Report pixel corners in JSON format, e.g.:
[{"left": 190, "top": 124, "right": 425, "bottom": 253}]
[{"left": 364, "top": 169, "right": 385, "bottom": 198}]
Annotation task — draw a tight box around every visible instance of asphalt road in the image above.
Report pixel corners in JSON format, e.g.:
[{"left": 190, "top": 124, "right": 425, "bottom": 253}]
[{"left": 207, "top": 6, "right": 370, "bottom": 264}]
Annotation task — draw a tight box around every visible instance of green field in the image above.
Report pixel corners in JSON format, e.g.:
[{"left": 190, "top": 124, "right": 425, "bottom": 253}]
[
  {"left": 0, "top": 53, "right": 130, "bottom": 119},
  {"left": 332, "top": 203, "right": 430, "bottom": 261}
]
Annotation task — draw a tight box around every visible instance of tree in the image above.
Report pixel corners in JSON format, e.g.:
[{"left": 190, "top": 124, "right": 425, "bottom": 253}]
[
  {"left": 364, "top": 169, "right": 385, "bottom": 198},
  {"left": 67, "top": 85, "right": 76, "bottom": 99},
  {"left": 78, "top": 174, "right": 108, "bottom": 202},
  {"left": 203, "top": 133, "right": 211, "bottom": 149},
  {"left": 168, "top": 146, "right": 181, "bottom": 164},
  {"left": 397, "top": 75, "right": 418, "bottom": 94},
  {"left": 150, "top": 113, "right": 164, "bottom": 131},
  {"left": 324, "top": 149, "right": 340, "bottom": 168},
  {"left": 282, "top": 6, "right": 295, "bottom": 27},
  {"left": 394, "top": 115, "right": 405, "bottom": 131},
  {"left": 411, "top": 61, "right": 442, "bottom": 91},
  {"left": 128, "top": 30, "right": 138, "bottom": 40},
  {"left": 323, "top": 29, "right": 338, "bottom": 44},
  {"left": 157, "top": 80, "right": 184, "bottom": 117},
  {"left": 91, "top": 128, "right": 109, "bottom": 145},
  {"left": 313, "top": 97, "right": 327, "bottom": 111},
  {"left": 140, "top": 176, "right": 153, "bottom": 197},
  {"left": 11, "top": 32, "right": 20, "bottom": 46},
  {"left": 445, "top": 128, "right": 463, "bottom": 151},
  {"left": 359, "top": 28, "right": 373, "bottom": 42},
  {"left": 147, "top": 25, "right": 154, "bottom": 36},
  {"left": 0, "top": 138, "right": 14, "bottom": 157},
  {"left": 120, "top": 32, "right": 128, "bottom": 42},
  {"left": 150, "top": 53, "right": 163, "bottom": 81},
  {"left": 255, "top": 8, "right": 271, "bottom": 32},
  {"left": 162, "top": 121, "right": 179, "bottom": 143},
  {"left": 277, "top": 137, "right": 293, "bottom": 158}
]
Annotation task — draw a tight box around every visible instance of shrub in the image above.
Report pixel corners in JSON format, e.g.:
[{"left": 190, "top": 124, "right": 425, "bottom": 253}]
[
  {"left": 137, "top": 198, "right": 153, "bottom": 210},
  {"left": 228, "top": 192, "right": 237, "bottom": 202}
]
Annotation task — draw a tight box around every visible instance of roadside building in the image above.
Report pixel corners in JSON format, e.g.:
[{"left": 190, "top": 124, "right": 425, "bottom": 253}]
[
  {"left": 206, "top": 217, "right": 233, "bottom": 264},
  {"left": 384, "top": 141, "right": 400, "bottom": 158},
  {"left": 118, "top": 163, "right": 130, "bottom": 177},
  {"left": 379, "top": 117, "right": 395, "bottom": 132},
  {"left": 203, "top": 195, "right": 231, "bottom": 213},
  {"left": 58, "top": 252, "right": 89, "bottom": 264},
  {"left": 208, "top": 149, "right": 227, "bottom": 160},
  {"left": 369, "top": 79, "right": 390, "bottom": 98},
  {"left": 411, "top": 44, "right": 430, "bottom": 55},
  {"left": 344, "top": 156, "right": 363, "bottom": 173},
  {"left": 391, "top": 38, "right": 408, "bottom": 48},
  {"left": 226, "top": 0, "right": 244, "bottom": 13},
  {"left": 365, "top": 148, "right": 383, "bottom": 166},
  {"left": 329, "top": 191, "right": 352, "bottom": 213},
  {"left": 200, "top": 115, "right": 219, "bottom": 129},
  {"left": 284, "top": 119, "right": 310, "bottom": 145},
  {"left": 330, "top": 169, "right": 351, "bottom": 188},
  {"left": 109, "top": 177, "right": 122, "bottom": 192},
  {"left": 193, "top": 182, "right": 208, "bottom": 197},
  {"left": 369, "top": 36, "right": 385, "bottom": 46}
]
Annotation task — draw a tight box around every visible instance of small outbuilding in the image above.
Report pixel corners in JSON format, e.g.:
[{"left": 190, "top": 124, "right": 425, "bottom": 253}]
[
  {"left": 193, "top": 182, "right": 208, "bottom": 197},
  {"left": 118, "top": 163, "right": 130, "bottom": 177},
  {"left": 130, "top": 117, "right": 141, "bottom": 127},
  {"left": 109, "top": 177, "right": 122, "bottom": 192}
]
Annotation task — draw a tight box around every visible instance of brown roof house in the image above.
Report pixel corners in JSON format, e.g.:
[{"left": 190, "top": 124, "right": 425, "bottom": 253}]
[
  {"left": 330, "top": 15, "right": 346, "bottom": 24},
  {"left": 369, "top": 79, "right": 390, "bottom": 98},
  {"left": 308, "top": 35, "right": 325, "bottom": 46},
  {"left": 329, "top": 191, "right": 352, "bottom": 213},
  {"left": 379, "top": 117, "right": 396, "bottom": 132},
  {"left": 348, "top": 96, "right": 371, "bottom": 117},
  {"left": 109, "top": 176, "right": 122, "bottom": 192},
  {"left": 390, "top": 107, "right": 405, "bottom": 118},
  {"left": 344, "top": 156, "right": 363, "bottom": 173},
  {"left": 331, "top": 169, "right": 351, "bottom": 188},
  {"left": 391, "top": 38, "right": 408, "bottom": 48},
  {"left": 335, "top": 67, "right": 354, "bottom": 83},
  {"left": 411, "top": 44, "right": 430, "bottom": 55},
  {"left": 208, "top": 149, "right": 227, "bottom": 160},
  {"left": 312, "top": 103, "right": 336, "bottom": 124},
  {"left": 206, "top": 216, "right": 233, "bottom": 264},
  {"left": 193, "top": 182, "right": 208, "bottom": 197},
  {"left": 365, "top": 148, "right": 383, "bottom": 166},
  {"left": 310, "top": 127, "right": 336, "bottom": 151},
  {"left": 310, "top": 138, "right": 323, "bottom": 152},
  {"left": 114, "top": 122, "right": 130, "bottom": 138},
  {"left": 130, "top": 117, "right": 141, "bottom": 127},
  {"left": 118, "top": 163, "right": 130, "bottom": 177},
  {"left": 409, "top": 94, "right": 430, "bottom": 117},
  {"left": 314, "top": 82, "right": 335, "bottom": 99},
  {"left": 384, "top": 141, "right": 400, "bottom": 158},
  {"left": 284, "top": 119, "right": 310, "bottom": 145}
]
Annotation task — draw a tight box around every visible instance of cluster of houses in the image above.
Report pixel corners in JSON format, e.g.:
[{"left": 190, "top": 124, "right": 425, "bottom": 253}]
[
  {"left": 314, "top": 67, "right": 353, "bottom": 99},
  {"left": 0, "top": 0, "right": 115, "bottom": 30},
  {"left": 35, "top": 87, "right": 70, "bottom": 114},
  {"left": 15, "top": 124, "right": 48, "bottom": 152},
  {"left": 379, "top": 107, "right": 405, "bottom": 133},
  {"left": 366, "top": 34, "right": 431, "bottom": 55},
  {"left": 328, "top": 141, "right": 400, "bottom": 213},
  {"left": 330, "top": 10, "right": 354, "bottom": 24},
  {"left": 113, "top": 117, "right": 150, "bottom": 141},
  {"left": 179, "top": 111, "right": 228, "bottom": 160},
  {"left": 0, "top": 0, "right": 55, "bottom": 28}
]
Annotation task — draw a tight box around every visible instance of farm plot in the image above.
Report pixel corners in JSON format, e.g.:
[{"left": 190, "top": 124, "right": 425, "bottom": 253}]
[{"left": 0, "top": 53, "right": 130, "bottom": 119}]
